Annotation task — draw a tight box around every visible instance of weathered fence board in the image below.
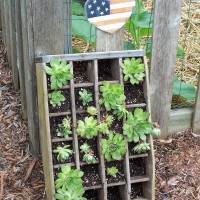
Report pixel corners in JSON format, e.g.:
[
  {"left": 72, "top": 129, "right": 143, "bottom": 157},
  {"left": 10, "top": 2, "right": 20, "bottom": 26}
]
[
  {"left": 9, "top": 0, "right": 19, "bottom": 91},
  {"left": 150, "top": 0, "right": 182, "bottom": 138},
  {"left": 15, "top": 0, "right": 27, "bottom": 119},
  {"left": 96, "top": 29, "right": 124, "bottom": 51},
  {"left": 4, "top": 0, "right": 12, "bottom": 68},
  {"left": 20, "top": 0, "right": 64, "bottom": 155},
  {"left": 192, "top": 75, "right": 200, "bottom": 134}
]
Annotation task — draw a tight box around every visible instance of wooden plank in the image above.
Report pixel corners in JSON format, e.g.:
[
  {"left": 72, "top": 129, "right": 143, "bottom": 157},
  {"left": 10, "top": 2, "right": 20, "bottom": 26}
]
[
  {"left": 4, "top": 0, "right": 12, "bottom": 68},
  {"left": 0, "top": 1, "right": 2, "bottom": 30},
  {"left": 192, "top": 75, "right": 200, "bottom": 134},
  {"left": 9, "top": 0, "right": 19, "bottom": 91},
  {"left": 20, "top": 0, "right": 64, "bottom": 155},
  {"left": 143, "top": 56, "right": 155, "bottom": 200},
  {"left": 169, "top": 108, "right": 193, "bottom": 134},
  {"left": 63, "top": 0, "right": 72, "bottom": 53},
  {"left": 118, "top": 58, "right": 131, "bottom": 200},
  {"left": 96, "top": 28, "right": 124, "bottom": 51},
  {"left": 35, "top": 50, "right": 146, "bottom": 63},
  {"left": 93, "top": 60, "right": 107, "bottom": 200},
  {"left": 150, "top": 0, "right": 182, "bottom": 138},
  {"left": 1, "top": 1, "right": 5, "bottom": 43},
  {"left": 36, "top": 63, "right": 55, "bottom": 200},
  {"left": 15, "top": 0, "right": 27, "bottom": 119},
  {"left": 69, "top": 61, "right": 80, "bottom": 169}
]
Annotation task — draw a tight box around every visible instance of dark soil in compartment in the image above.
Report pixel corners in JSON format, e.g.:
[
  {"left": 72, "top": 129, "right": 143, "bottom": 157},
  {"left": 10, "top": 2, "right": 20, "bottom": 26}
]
[
  {"left": 100, "top": 109, "right": 123, "bottom": 134},
  {"left": 83, "top": 190, "right": 98, "bottom": 200},
  {"left": 131, "top": 183, "right": 143, "bottom": 199},
  {"left": 50, "top": 115, "right": 72, "bottom": 138},
  {"left": 76, "top": 113, "right": 89, "bottom": 122},
  {"left": 107, "top": 187, "right": 122, "bottom": 200},
  {"left": 48, "top": 89, "right": 71, "bottom": 113},
  {"left": 128, "top": 142, "right": 138, "bottom": 156},
  {"left": 98, "top": 59, "right": 114, "bottom": 81},
  {"left": 73, "top": 61, "right": 90, "bottom": 83},
  {"left": 52, "top": 141, "right": 74, "bottom": 165},
  {"left": 106, "top": 161, "right": 125, "bottom": 184},
  {"left": 81, "top": 164, "right": 101, "bottom": 187},
  {"left": 79, "top": 138, "right": 99, "bottom": 162},
  {"left": 129, "top": 158, "right": 146, "bottom": 177},
  {"left": 124, "top": 83, "right": 145, "bottom": 105},
  {"left": 74, "top": 87, "right": 95, "bottom": 110}
]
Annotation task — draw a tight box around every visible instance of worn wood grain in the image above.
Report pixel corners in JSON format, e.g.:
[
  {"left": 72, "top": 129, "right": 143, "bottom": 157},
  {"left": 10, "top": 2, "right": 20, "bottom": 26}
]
[
  {"left": 143, "top": 56, "right": 155, "bottom": 200},
  {"left": 96, "top": 28, "right": 124, "bottom": 51},
  {"left": 20, "top": 0, "right": 64, "bottom": 155},
  {"left": 4, "top": 0, "right": 12, "bottom": 68},
  {"left": 35, "top": 50, "right": 145, "bottom": 63},
  {"left": 150, "top": 0, "right": 182, "bottom": 138},
  {"left": 192, "top": 75, "right": 200, "bottom": 134},
  {"left": 15, "top": 0, "right": 27, "bottom": 119},
  {"left": 36, "top": 63, "right": 55, "bottom": 200},
  {"left": 9, "top": 0, "right": 19, "bottom": 91}
]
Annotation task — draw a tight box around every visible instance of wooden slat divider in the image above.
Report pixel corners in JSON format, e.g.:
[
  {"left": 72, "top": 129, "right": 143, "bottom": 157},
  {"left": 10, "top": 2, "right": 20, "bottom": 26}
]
[
  {"left": 130, "top": 176, "right": 150, "bottom": 184},
  {"left": 118, "top": 58, "right": 131, "bottom": 200},
  {"left": 93, "top": 59, "right": 107, "bottom": 200},
  {"left": 129, "top": 153, "right": 148, "bottom": 159},
  {"left": 51, "top": 137, "right": 73, "bottom": 143},
  {"left": 69, "top": 61, "right": 80, "bottom": 170},
  {"left": 126, "top": 103, "right": 146, "bottom": 109},
  {"left": 53, "top": 163, "right": 76, "bottom": 169},
  {"left": 143, "top": 56, "right": 155, "bottom": 200},
  {"left": 49, "top": 111, "right": 71, "bottom": 117},
  {"left": 36, "top": 63, "right": 55, "bottom": 200},
  {"left": 35, "top": 50, "right": 146, "bottom": 63}
]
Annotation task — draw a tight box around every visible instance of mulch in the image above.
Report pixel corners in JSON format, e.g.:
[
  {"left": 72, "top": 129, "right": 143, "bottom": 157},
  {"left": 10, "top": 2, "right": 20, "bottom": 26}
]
[{"left": 0, "top": 31, "right": 200, "bottom": 199}]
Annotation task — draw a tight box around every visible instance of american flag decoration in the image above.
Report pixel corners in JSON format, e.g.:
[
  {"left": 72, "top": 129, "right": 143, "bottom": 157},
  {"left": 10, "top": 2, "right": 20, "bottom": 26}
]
[{"left": 85, "top": 0, "right": 135, "bottom": 33}]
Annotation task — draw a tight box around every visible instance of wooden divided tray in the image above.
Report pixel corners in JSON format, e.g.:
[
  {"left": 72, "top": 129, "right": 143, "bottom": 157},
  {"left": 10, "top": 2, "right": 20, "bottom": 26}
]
[{"left": 36, "top": 50, "right": 155, "bottom": 200}]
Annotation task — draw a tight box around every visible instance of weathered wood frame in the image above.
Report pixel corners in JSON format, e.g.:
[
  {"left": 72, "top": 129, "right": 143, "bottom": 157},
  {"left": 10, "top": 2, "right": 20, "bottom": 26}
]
[{"left": 36, "top": 50, "right": 155, "bottom": 200}]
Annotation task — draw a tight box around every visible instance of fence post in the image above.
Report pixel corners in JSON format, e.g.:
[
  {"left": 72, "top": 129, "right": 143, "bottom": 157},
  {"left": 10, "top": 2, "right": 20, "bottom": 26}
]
[
  {"left": 192, "top": 75, "right": 200, "bottom": 134},
  {"left": 20, "top": 0, "right": 64, "bottom": 155},
  {"left": 96, "top": 29, "right": 124, "bottom": 51},
  {"left": 9, "top": 0, "right": 19, "bottom": 91},
  {"left": 15, "top": 0, "right": 27, "bottom": 119},
  {"left": 150, "top": 0, "right": 182, "bottom": 138}
]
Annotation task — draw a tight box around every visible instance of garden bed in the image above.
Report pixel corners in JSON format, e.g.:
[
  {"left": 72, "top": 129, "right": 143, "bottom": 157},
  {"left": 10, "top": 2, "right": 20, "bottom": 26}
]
[{"left": 36, "top": 50, "right": 155, "bottom": 200}]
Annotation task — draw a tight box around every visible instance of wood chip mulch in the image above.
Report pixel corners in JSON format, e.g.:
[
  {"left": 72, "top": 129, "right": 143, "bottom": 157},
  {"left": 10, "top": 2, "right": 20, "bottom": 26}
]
[{"left": 0, "top": 31, "right": 199, "bottom": 200}]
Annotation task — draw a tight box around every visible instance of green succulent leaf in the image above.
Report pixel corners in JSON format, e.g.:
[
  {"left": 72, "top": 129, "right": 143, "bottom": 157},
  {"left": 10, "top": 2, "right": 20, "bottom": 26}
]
[
  {"left": 79, "top": 89, "right": 93, "bottom": 106},
  {"left": 107, "top": 166, "right": 118, "bottom": 178},
  {"left": 133, "top": 142, "right": 150, "bottom": 154},
  {"left": 87, "top": 106, "right": 97, "bottom": 116},
  {"left": 53, "top": 145, "right": 73, "bottom": 162},
  {"left": 99, "top": 81, "right": 126, "bottom": 111},
  {"left": 77, "top": 116, "right": 98, "bottom": 139},
  {"left": 44, "top": 59, "right": 73, "bottom": 90},
  {"left": 121, "top": 58, "right": 145, "bottom": 85},
  {"left": 102, "top": 132, "right": 127, "bottom": 162},
  {"left": 123, "top": 108, "right": 153, "bottom": 143},
  {"left": 56, "top": 117, "right": 72, "bottom": 139},
  {"left": 49, "top": 91, "right": 65, "bottom": 107},
  {"left": 54, "top": 165, "right": 85, "bottom": 200}
]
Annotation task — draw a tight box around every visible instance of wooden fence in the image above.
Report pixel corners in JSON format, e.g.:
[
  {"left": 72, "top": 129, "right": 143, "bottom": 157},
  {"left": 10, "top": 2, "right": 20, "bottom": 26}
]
[{"left": 0, "top": 0, "right": 199, "bottom": 155}]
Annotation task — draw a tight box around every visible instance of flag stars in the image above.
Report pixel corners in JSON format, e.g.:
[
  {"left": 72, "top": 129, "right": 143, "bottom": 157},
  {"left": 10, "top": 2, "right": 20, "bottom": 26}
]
[
  {"left": 105, "top": 8, "right": 109, "bottom": 12},
  {"left": 90, "top": 10, "right": 94, "bottom": 15},
  {"left": 88, "top": 4, "right": 92, "bottom": 9},
  {"left": 96, "top": 6, "right": 100, "bottom": 11},
  {"left": 102, "top": 2, "right": 105, "bottom": 6},
  {"left": 93, "top": 0, "right": 97, "bottom": 4},
  {"left": 100, "top": 11, "right": 104, "bottom": 15}
]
